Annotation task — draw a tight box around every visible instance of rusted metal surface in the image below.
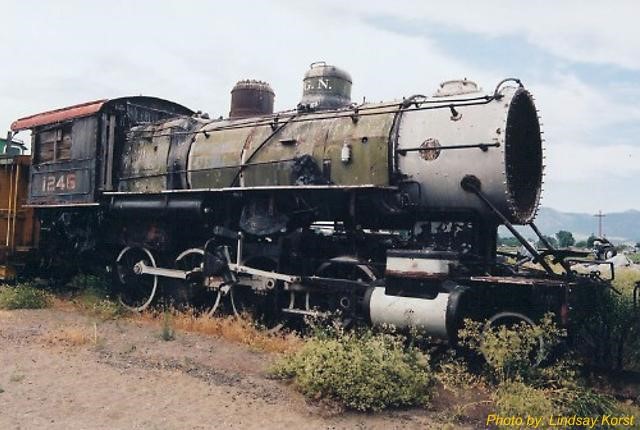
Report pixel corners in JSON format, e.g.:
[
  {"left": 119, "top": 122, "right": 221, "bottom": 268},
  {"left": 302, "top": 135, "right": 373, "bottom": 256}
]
[
  {"left": 104, "top": 184, "right": 397, "bottom": 195},
  {"left": 229, "top": 80, "right": 274, "bottom": 118},
  {"left": 15, "top": 97, "right": 194, "bottom": 206},
  {"left": 29, "top": 158, "right": 95, "bottom": 204},
  {"left": 300, "top": 62, "right": 352, "bottom": 111},
  {"left": 0, "top": 155, "right": 38, "bottom": 261},
  {"left": 11, "top": 100, "right": 107, "bottom": 131},
  {"left": 13, "top": 97, "right": 194, "bottom": 132},
  {"left": 469, "top": 275, "right": 566, "bottom": 287},
  {"left": 385, "top": 270, "right": 449, "bottom": 280},
  {"left": 5, "top": 67, "right": 591, "bottom": 342},
  {"left": 134, "top": 103, "right": 394, "bottom": 191},
  {"left": 396, "top": 85, "right": 543, "bottom": 224},
  {"left": 433, "top": 79, "right": 479, "bottom": 97},
  {"left": 118, "top": 121, "right": 171, "bottom": 193}
]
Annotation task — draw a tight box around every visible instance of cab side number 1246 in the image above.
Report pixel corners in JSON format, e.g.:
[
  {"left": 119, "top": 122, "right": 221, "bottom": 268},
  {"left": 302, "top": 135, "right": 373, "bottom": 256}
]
[{"left": 42, "top": 173, "right": 76, "bottom": 193}]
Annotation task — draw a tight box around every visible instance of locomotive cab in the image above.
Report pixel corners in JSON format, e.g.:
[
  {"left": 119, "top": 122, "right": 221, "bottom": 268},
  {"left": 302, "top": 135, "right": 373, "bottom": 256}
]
[{"left": 11, "top": 97, "right": 193, "bottom": 207}]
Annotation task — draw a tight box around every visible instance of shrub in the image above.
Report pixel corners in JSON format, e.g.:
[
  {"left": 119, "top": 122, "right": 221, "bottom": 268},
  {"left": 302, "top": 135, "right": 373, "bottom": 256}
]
[
  {"left": 494, "top": 381, "right": 555, "bottom": 417},
  {"left": 459, "top": 315, "right": 619, "bottom": 419},
  {"left": 434, "top": 352, "right": 483, "bottom": 393},
  {"left": 72, "top": 287, "right": 126, "bottom": 320},
  {"left": 458, "top": 313, "right": 566, "bottom": 384},
  {"left": 271, "top": 328, "right": 433, "bottom": 411},
  {"left": 552, "top": 385, "right": 617, "bottom": 417},
  {"left": 572, "top": 268, "right": 640, "bottom": 370},
  {"left": 64, "top": 273, "right": 126, "bottom": 319},
  {"left": 0, "top": 283, "right": 51, "bottom": 310},
  {"left": 493, "top": 381, "right": 617, "bottom": 418}
]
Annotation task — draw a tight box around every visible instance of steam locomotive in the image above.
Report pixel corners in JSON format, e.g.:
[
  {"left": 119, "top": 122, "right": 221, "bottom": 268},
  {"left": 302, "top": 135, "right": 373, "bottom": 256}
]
[{"left": 8, "top": 62, "right": 609, "bottom": 340}]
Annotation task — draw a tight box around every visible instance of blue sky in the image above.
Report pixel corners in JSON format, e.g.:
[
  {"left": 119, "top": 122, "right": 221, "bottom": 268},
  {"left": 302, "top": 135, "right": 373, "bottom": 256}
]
[{"left": 1, "top": 0, "right": 638, "bottom": 213}]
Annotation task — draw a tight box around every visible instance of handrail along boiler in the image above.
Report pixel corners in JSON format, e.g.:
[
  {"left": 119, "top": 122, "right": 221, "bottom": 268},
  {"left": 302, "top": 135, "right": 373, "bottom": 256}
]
[{"left": 10, "top": 63, "right": 609, "bottom": 339}]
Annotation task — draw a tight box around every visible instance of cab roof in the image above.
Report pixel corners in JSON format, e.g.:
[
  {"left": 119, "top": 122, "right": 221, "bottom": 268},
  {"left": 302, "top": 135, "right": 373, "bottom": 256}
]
[{"left": 11, "top": 96, "right": 193, "bottom": 131}]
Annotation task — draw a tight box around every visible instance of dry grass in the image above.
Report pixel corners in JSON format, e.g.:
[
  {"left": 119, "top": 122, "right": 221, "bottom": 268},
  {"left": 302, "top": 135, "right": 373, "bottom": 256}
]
[
  {"left": 50, "top": 287, "right": 302, "bottom": 353},
  {"left": 50, "top": 296, "right": 76, "bottom": 312},
  {"left": 41, "top": 324, "right": 99, "bottom": 347},
  {"left": 138, "top": 309, "right": 302, "bottom": 354}
]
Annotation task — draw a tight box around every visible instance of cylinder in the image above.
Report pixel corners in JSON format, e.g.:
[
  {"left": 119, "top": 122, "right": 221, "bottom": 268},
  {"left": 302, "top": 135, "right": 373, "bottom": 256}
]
[
  {"left": 300, "top": 62, "right": 352, "bottom": 110},
  {"left": 229, "top": 80, "right": 275, "bottom": 118},
  {"left": 396, "top": 84, "right": 543, "bottom": 224},
  {"left": 367, "top": 287, "right": 450, "bottom": 338}
]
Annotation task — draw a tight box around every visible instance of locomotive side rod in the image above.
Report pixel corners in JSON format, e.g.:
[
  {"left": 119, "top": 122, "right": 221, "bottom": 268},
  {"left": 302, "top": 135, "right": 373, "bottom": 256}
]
[
  {"left": 227, "top": 263, "right": 301, "bottom": 283},
  {"left": 134, "top": 259, "right": 301, "bottom": 283},
  {"left": 131, "top": 249, "right": 275, "bottom": 283},
  {"left": 134, "top": 261, "right": 188, "bottom": 280}
]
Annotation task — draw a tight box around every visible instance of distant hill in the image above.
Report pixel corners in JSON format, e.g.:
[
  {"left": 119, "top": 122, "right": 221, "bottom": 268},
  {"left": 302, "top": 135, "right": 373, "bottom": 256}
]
[{"left": 502, "top": 207, "right": 640, "bottom": 243}]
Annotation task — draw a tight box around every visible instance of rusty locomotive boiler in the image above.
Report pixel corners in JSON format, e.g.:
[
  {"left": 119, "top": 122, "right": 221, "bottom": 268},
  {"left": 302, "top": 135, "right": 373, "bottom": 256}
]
[{"left": 9, "top": 62, "right": 610, "bottom": 340}]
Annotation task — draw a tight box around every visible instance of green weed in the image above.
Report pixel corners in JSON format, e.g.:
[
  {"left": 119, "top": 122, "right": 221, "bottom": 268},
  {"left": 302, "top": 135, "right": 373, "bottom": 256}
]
[
  {"left": 72, "top": 287, "right": 126, "bottom": 320},
  {"left": 0, "top": 283, "right": 51, "bottom": 310}
]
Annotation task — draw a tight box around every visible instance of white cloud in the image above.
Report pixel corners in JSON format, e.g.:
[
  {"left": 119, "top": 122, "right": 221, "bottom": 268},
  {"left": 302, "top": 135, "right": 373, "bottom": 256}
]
[
  {"left": 0, "top": 0, "right": 481, "bottom": 124},
  {"left": 528, "top": 73, "right": 640, "bottom": 154},
  {"left": 303, "top": 0, "right": 640, "bottom": 70}
]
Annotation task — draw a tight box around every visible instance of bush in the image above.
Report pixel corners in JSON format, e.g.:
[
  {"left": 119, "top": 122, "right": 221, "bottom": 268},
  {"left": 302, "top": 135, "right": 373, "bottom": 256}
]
[
  {"left": 66, "top": 273, "right": 126, "bottom": 319},
  {"left": 553, "top": 385, "right": 617, "bottom": 417},
  {"left": 0, "top": 283, "right": 51, "bottom": 310},
  {"left": 434, "top": 352, "right": 483, "bottom": 393},
  {"left": 572, "top": 268, "right": 640, "bottom": 370},
  {"left": 458, "top": 313, "right": 566, "bottom": 384},
  {"left": 493, "top": 381, "right": 617, "bottom": 419},
  {"left": 458, "top": 314, "right": 619, "bottom": 418},
  {"left": 271, "top": 328, "right": 433, "bottom": 411},
  {"left": 494, "top": 381, "right": 555, "bottom": 417},
  {"left": 72, "top": 287, "right": 126, "bottom": 319}
]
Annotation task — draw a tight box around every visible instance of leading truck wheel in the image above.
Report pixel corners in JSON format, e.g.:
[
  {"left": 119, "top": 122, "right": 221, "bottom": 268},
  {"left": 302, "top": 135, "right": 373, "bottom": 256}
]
[
  {"left": 116, "top": 246, "right": 159, "bottom": 312},
  {"left": 481, "top": 311, "right": 546, "bottom": 367}
]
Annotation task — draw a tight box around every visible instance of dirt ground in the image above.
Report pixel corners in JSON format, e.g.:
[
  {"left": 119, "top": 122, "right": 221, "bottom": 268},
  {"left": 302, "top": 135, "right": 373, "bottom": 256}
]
[{"left": 0, "top": 308, "right": 470, "bottom": 430}]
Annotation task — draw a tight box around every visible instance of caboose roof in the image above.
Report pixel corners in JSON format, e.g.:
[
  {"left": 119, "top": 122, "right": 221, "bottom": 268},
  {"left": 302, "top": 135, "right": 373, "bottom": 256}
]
[{"left": 11, "top": 96, "right": 193, "bottom": 131}]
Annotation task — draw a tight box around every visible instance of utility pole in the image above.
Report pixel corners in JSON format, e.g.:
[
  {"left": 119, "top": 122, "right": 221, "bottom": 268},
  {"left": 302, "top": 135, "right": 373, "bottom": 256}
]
[{"left": 594, "top": 210, "right": 606, "bottom": 237}]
